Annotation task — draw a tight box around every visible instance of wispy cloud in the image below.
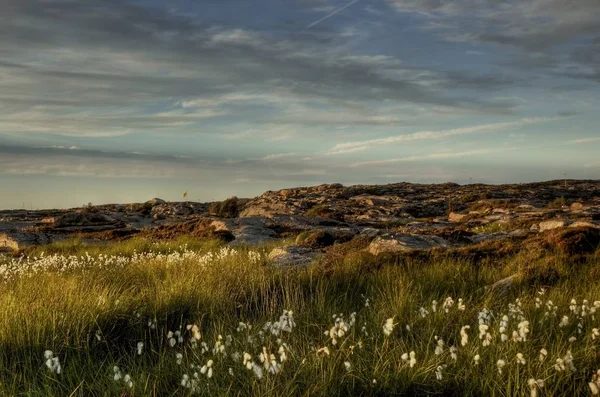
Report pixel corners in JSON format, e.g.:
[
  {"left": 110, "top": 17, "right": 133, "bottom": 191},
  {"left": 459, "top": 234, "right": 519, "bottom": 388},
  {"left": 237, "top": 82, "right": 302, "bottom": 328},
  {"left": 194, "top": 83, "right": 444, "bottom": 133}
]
[
  {"left": 325, "top": 117, "right": 554, "bottom": 155},
  {"left": 306, "top": 0, "right": 362, "bottom": 29},
  {"left": 350, "top": 147, "right": 522, "bottom": 167},
  {"left": 569, "top": 137, "right": 600, "bottom": 144}
]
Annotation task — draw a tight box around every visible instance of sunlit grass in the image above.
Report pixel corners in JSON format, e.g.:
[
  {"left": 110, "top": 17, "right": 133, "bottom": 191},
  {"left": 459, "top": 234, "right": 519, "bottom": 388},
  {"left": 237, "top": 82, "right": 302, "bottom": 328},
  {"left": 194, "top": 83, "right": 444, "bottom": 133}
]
[{"left": 0, "top": 238, "right": 599, "bottom": 395}]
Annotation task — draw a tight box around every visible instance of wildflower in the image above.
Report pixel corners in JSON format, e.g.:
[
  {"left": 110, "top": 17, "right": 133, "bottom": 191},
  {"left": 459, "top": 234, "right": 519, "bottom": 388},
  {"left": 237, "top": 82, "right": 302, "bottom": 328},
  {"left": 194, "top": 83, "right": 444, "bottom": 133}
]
[
  {"left": 136, "top": 341, "right": 144, "bottom": 355},
  {"left": 517, "top": 320, "right": 530, "bottom": 342},
  {"left": 186, "top": 324, "right": 201, "bottom": 340},
  {"left": 569, "top": 336, "right": 577, "bottom": 343},
  {"left": 278, "top": 345, "right": 287, "bottom": 363},
  {"left": 200, "top": 359, "right": 214, "bottom": 378},
  {"left": 539, "top": 348, "right": 548, "bottom": 362},
  {"left": 228, "top": 367, "right": 234, "bottom": 376},
  {"left": 432, "top": 300, "right": 438, "bottom": 313},
  {"left": 372, "top": 379, "right": 377, "bottom": 384},
  {"left": 478, "top": 324, "right": 492, "bottom": 347},
  {"left": 593, "top": 328, "right": 600, "bottom": 340},
  {"left": 589, "top": 369, "right": 600, "bottom": 395},
  {"left": 559, "top": 315, "right": 569, "bottom": 328},
  {"left": 443, "top": 297, "right": 455, "bottom": 313},
  {"left": 409, "top": 351, "right": 416, "bottom": 368},
  {"left": 563, "top": 350, "right": 576, "bottom": 371},
  {"left": 516, "top": 353, "right": 526, "bottom": 365},
  {"left": 113, "top": 366, "right": 122, "bottom": 381},
  {"left": 344, "top": 361, "right": 352, "bottom": 372},
  {"left": 473, "top": 354, "right": 480, "bottom": 365},
  {"left": 457, "top": 298, "right": 466, "bottom": 311},
  {"left": 243, "top": 352, "right": 253, "bottom": 369},
  {"left": 528, "top": 378, "right": 544, "bottom": 397},
  {"left": 252, "top": 363, "right": 264, "bottom": 379},
  {"left": 435, "top": 365, "right": 444, "bottom": 380},
  {"left": 176, "top": 353, "right": 183, "bottom": 365},
  {"left": 316, "top": 347, "right": 330, "bottom": 357},
  {"left": 554, "top": 358, "right": 566, "bottom": 372},
  {"left": 434, "top": 337, "right": 445, "bottom": 355},
  {"left": 95, "top": 329, "right": 102, "bottom": 341},
  {"left": 450, "top": 346, "right": 458, "bottom": 361},
  {"left": 44, "top": 351, "right": 61, "bottom": 374},
  {"left": 123, "top": 374, "right": 133, "bottom": 389},
  {"left": 460, "top": 325, "right": 470, "bottom": 346},
  {"left": 401, "top": 352, "right": 409, "bottom": 364},
  {"left": 419, "top": 307, "right": 429, "bottom": 318},
  {"left": 497, "top": 359, "right": 506, "bottom": 375},
  {"left": 383, "top": 318, "right": 395, "bottom": 336}
]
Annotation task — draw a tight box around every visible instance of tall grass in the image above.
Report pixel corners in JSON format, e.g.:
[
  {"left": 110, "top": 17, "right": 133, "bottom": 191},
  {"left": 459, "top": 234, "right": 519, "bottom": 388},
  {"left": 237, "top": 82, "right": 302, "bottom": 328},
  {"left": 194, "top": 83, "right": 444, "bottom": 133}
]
[{"left": 0, "top": 239, "right": 599, "bottom": 395}]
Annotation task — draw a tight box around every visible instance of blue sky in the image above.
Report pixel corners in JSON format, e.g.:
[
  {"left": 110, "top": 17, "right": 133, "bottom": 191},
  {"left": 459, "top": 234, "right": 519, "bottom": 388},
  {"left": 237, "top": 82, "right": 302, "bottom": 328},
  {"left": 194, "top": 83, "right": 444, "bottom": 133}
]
[{"left": 1, "top": 0, "right": 599, "bottom": 209}]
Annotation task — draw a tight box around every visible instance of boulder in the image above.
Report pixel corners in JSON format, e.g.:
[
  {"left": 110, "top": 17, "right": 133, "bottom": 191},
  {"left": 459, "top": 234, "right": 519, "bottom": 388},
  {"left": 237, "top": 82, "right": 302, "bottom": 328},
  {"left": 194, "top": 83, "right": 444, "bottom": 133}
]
[
  {"left": 367, "top": 233, "right": 449, "bottom": 255},
  {"left": 268, "top": 246, "right": 318, "bottom": 267},
  {"left": 296, "top": 230, "right": 335, "bottom": 249},
  {"left": 539, "top": 219, "right": 572, "bottom": 232},
  {"left": 448, "top": 212, "right": 468, "bottom": 222},
  {"left": 149, "top": 198, "right": 166, "bottom": 206}
]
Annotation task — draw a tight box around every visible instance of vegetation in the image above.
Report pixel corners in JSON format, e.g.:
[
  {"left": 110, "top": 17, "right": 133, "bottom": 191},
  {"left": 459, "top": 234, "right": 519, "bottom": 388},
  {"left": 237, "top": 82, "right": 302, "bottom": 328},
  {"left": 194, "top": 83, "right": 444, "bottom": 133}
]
[
  {"left": 209, "top": 197, "right": 242, "bottom": 218},
  {"left": 0, "top": 237, "right": 599, "bottom": 396}
]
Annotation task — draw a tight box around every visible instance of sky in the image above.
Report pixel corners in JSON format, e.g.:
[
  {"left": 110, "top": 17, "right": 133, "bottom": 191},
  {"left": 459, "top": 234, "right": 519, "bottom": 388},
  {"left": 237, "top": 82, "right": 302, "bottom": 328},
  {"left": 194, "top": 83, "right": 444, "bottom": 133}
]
[{"left": 1, "top": 0, "right": 599, "bottom": 209}]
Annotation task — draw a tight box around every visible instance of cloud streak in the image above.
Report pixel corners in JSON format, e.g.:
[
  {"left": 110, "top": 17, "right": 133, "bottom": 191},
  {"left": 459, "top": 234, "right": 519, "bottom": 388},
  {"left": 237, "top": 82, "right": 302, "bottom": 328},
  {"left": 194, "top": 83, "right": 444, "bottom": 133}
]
[{"left": 306, "top": 0, "right": 361, "bottom": 29}]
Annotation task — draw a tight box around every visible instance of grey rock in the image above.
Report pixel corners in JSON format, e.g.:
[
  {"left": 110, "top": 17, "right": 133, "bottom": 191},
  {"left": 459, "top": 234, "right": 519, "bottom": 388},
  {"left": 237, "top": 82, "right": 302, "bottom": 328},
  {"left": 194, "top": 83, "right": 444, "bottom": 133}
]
[
  {"left": 268, "top": 246, "right": 318, "bottom": 267},
  {"left": 368, "top": 233, "right": 449, "bottom": 255}
]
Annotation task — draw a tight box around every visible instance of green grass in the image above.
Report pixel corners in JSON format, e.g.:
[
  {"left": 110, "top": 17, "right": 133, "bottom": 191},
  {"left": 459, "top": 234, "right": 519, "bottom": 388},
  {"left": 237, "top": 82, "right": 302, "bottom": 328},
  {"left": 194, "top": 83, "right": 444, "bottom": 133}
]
[{"left": 0, "top": 239, "right": 599, "bottom": 396}]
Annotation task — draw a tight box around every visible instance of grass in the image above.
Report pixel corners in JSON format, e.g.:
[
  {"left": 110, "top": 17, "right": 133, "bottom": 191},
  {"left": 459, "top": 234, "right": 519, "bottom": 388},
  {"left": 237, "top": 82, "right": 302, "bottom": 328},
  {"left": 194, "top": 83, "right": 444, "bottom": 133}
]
[{"left": 0, "top": 238, "right": 599, "bottom": 395}]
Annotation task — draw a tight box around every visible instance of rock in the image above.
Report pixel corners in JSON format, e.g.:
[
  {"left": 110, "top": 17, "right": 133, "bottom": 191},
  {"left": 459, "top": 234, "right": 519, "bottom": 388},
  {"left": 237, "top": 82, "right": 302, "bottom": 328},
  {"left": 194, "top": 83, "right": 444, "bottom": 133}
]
[
  {"left": 539, "top": 219, "right": 573, "bottom": 231},
  {"left": 568, "top": 220, "right": 600, "bottom": 229},
  {"left": 149, "top": 198, "right": 166, "bottom": 206},
  {"left": 570, "top": 202, "right": 584, "bottom": 211},
  {"left": 367, "top": 233, "right": 449, "bottom": 255},
  {"left": 448, "top": 212, "right": 468, "bottom": 222},
  {"left": 360, "top": 228, "right": 381, "bottom": 238},
  {"left": 0, "top": 232, "right": 66, "bottom": 251},
  {"left": 268, "top": 246, "right": 318, "bottom": 267},
  {"left": 486, "top": 274, "right": 519, "bottom": 294},
  {"left": 231, "top": 225, "right": 278, "bottom": 246},
  {"left": 470, "top": 233, "right": 511, "bottom": 244},
  {"left": 54, "top": 212, "right": 118, "bottom": 228},
  {"left": 296, "top": 230, "right": 335, "bottom": 249}
]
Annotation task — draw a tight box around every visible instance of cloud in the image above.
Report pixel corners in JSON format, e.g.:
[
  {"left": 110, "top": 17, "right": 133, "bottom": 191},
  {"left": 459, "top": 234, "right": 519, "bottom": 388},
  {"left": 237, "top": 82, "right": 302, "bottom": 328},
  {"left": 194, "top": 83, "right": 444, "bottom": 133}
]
[
  {"left": 325, "top": 117, "right": 554, "bottom": 155},
  {"left": 570, "top": 137, "right": 600, "bottom": 144},
  {"left": 350, "top": 147, "right": 521, "bottom": 167},
  {"left": 0, "top": 0, "right": 523, "bottom": 140}
]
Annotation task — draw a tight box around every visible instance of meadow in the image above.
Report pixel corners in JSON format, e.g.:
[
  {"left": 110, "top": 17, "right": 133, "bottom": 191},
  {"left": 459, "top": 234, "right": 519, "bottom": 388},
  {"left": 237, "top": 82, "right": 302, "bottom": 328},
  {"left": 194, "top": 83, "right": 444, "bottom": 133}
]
[{"left": 1, "top": 237, "right": 600, "bottom": 396}]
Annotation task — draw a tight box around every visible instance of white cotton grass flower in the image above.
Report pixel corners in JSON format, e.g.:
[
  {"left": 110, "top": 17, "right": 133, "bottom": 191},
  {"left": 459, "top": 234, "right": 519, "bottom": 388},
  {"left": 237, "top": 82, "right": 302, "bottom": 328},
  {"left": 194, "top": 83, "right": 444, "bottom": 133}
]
[
  {"left": 516, "top": 353, "right": 526, "bottom": 365},
  {"left": 473, "top": 354, "right": 480, "bottom": 365},
  {"left": 44, "top": 350, "right": 61, "bottom": 374},
  {"left": 443, "top": 297, "right": 455, "bottom": 313},
  {"left": 528, "top": 378, "right": 544, "bottom": 397},
  {"left": 478, "top": 324, "right": 492, "bottom": 347},
  {"left": 554, "top": 358, "right": 566, "bottom": 372},
  {"left": 539, "top": 348, "right": 548, "bottom": 362},
  {"left": 136, "top": 341, "right": 144, "bottom": 355},
  {"left": 460, "top": 325, "right": 470, "bottom": 346},
  {"left": 383, "top": 318, "right": 395, "bottom": 337},
  {"left": 186, "top": 324, "right": 201, "bottom": 340},
  {"left": 419, "top": 307, "right": 429, "bottom": 318},
  {"left": 95, "top": 329, "right": 102, "bottom": 341},
  {"left": 497, "top": 359, "right": 506, "bottom": 375},
  {"left": 450, "top": 346, "right": 458, "bottom": 361},
  {"left": 176, "top": 353, "right": 183, "bottom": 365},
  {"left": 589, "top": 369, "right": 600, "bottom": 395},
  {"left": 409, "top": 351, "right": 416, "bottom": 368},
  {"left": 569, "top": 336, "right": 577, "bottom": 343},
  {"left": 457, "top": 298, "right": 466, "bottom": 311},
  {"left": 434, "top": 337, "right": 445, "bottom": 355},
  {"left": 559, "top": 315, "right": 569, "bottom": 328},
  {"left": 344, "top": 361, "right": 352, "bottom": 372},
  {"left": 435, "top": 365, "right": 444, "bottom": 380},
  {"left": 123, "top": 374, "right": 133, "bottom": 389},
  {"left": 200, "top": 359, "right": 214, "bottom": 378},
  {"left": 593, "top": 328, "right": 600, "bottom": 340},
  {"left": 316, "top": 346, "right": 330, "bottom": 357},
  {"left": 113, "top": 366, "right": 122, "bottom": 381}
]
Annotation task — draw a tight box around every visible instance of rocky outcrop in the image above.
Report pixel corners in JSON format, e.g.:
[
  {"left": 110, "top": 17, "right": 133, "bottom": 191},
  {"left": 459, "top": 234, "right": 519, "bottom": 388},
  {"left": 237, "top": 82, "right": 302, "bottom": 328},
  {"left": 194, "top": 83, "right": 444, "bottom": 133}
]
[
  {"left": 368, "top": 233, "right": 449, "bottom": 255},
  {"left": 268, "top": 246, "right": 319, "bottom": 267}
]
